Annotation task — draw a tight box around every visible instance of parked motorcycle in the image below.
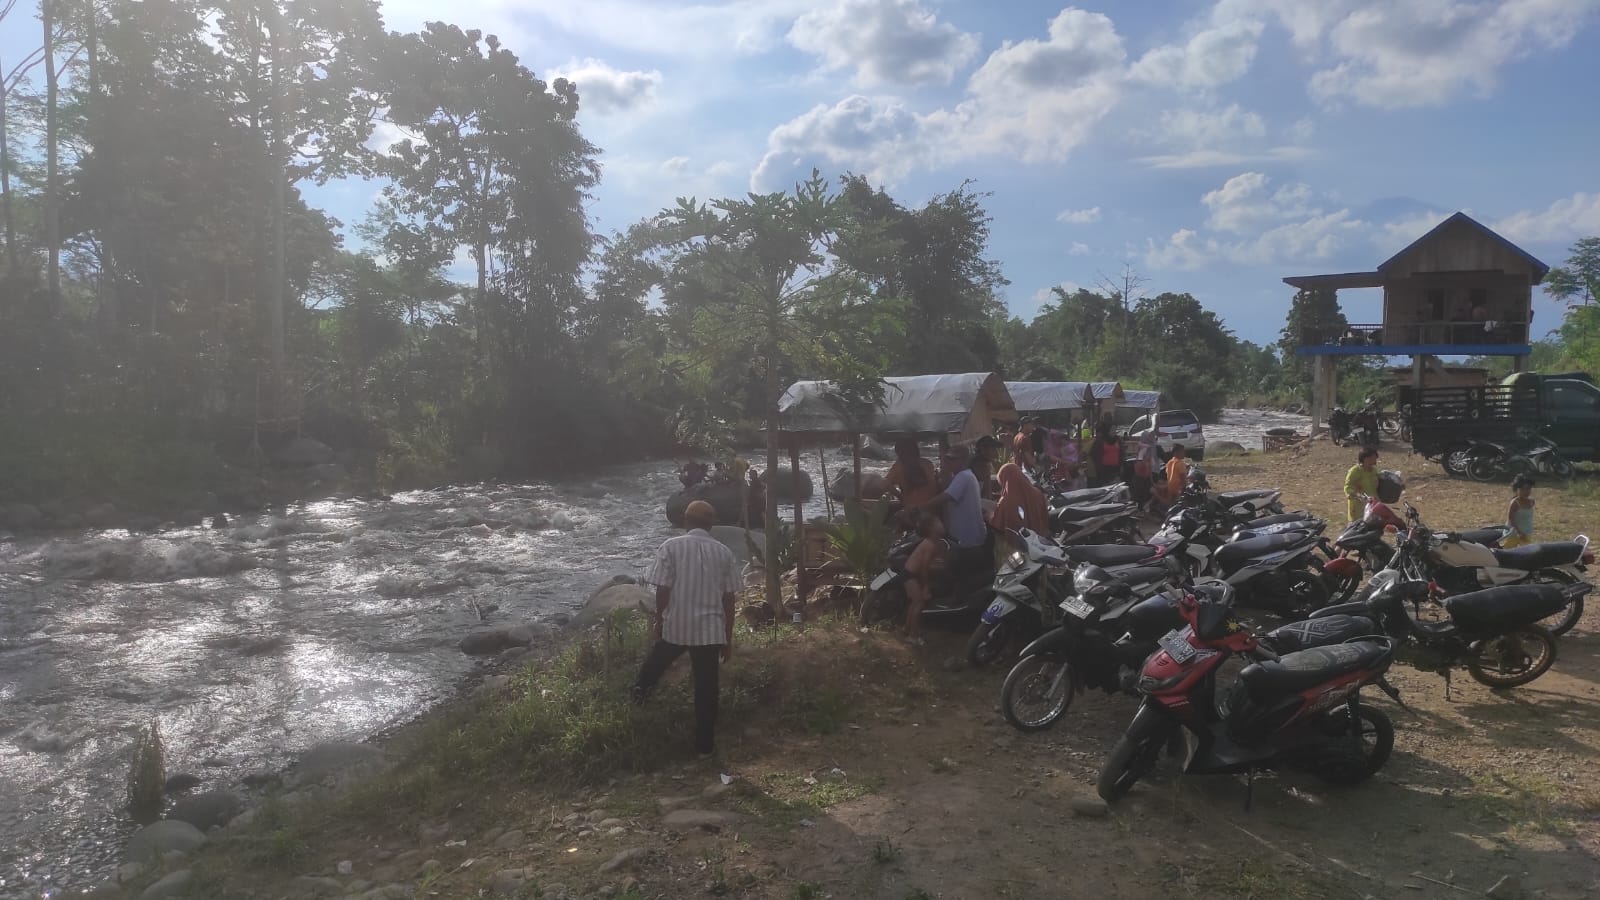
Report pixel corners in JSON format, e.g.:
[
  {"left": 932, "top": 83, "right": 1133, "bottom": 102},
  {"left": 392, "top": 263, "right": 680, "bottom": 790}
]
[
  {"left": 1328, "top": 405, "right": 1380, "bottom": 447},
  {"left": 1049, "top": 500, "right": 1144, "bottom": 545},
  {"left": 1396, "top": 502, "right": 1592, "bottom": 635},
  {"left": 1312, "top": 568, "right": 1590, "bottom": 698},
  {"left": 1466, "top": 433, "right": 1575, "bottom": 482},
  {"left": 997, "top": 575, "right": 1196, "bottom": 732},
  {"left": 1097, "top": 585, "right": 1398, "bottom": 802},
  {"left": 966, "top": 530, "right": 1181, "bottom": 666},
  {"left": 862, "top": 532, "right": 995, "bottom": 625},
  {"left": 1183, "top": 511, "right": 1332, "bottom": 618}
]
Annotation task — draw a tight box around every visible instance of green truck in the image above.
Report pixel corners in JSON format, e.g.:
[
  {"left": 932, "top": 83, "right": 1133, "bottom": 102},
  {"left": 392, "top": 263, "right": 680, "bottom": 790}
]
[{"left": 1402, "top": 371, "right": 1600, "bottom": 464}]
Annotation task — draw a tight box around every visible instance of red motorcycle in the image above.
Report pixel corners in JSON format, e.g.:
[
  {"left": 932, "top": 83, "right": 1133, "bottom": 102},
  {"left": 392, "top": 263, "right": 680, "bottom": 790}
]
[{"left": 1097, "top": 582, "right": 1397, "bottom": 803}]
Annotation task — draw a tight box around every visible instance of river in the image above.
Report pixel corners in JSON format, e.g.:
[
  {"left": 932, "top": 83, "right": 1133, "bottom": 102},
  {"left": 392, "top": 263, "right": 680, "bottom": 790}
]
[{"left": 0, "top": 408, "right": 1306, "bottom": 896}]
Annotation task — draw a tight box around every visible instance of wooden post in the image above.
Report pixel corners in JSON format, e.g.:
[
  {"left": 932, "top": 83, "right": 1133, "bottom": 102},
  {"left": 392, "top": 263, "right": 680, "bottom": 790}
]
[
  {"left": 1311, "top": 354, "right": 1328, "bottom": 434},
  {"left": 852, "top": 433, "right": 863, "bottom": 501},
  {"left": 1411, "top": 354, "right": 1425, "bottom": 390},
  {"left": 791, "top": 442, "right": 806, "bottom": 607}
]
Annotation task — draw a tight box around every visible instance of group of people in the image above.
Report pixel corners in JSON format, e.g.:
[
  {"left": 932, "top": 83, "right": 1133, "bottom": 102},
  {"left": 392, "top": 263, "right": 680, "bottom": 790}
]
[{"left": 1343, "top": 446, "right": 1538, "bottom": 546}]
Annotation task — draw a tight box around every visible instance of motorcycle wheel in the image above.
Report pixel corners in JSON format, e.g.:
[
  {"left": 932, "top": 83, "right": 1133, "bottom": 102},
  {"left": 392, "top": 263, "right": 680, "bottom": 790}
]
[
  {"left": 1466, "top": 625, "right": 1557, "bottom": 688},
  {"left": 859, "top": 585, "right": 905, "bottom": 626},
  {"left": 966, "top": 619, "right": 1012, "bottom": 667},
  {"left": 1466, "top": 453, "right": 1503, "bottom": 483},
  {"left": 1000, "top": 654, "right": 1076, "bottom": 732},
  {"left": 1379, "top": 415, "right": 1400, "bottom": 437},
  {"left": 1442, "top": 447, "right": 1472, "bottom": 478},
  {"left": 1317, "top": 706, "right": 1394, "bottom": 784},
  {"left": 1282, "top": 568, "right": 1332, "bottom": 618},
  {"left": 1328, "top": 571, "right": 1361, "bottom": 605},
  {"left": 1548, "top": 456, "right": 1576, "bottom": 480},
  {"left": 1531, "top": 570, "right": 1583, "bottom": 636},
  {"left": 1097, "top": 729, "right": 1166, "bottom": 802}
]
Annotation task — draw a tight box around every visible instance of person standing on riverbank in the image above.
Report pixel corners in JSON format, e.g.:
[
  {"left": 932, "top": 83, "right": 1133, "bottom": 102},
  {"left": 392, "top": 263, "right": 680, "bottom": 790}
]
[
  {"left": 632, "top": 500, "right": 740, "bottom": 757},
  {"left": 1344, "top": 447, "right": 1380, "bottom": 523}
]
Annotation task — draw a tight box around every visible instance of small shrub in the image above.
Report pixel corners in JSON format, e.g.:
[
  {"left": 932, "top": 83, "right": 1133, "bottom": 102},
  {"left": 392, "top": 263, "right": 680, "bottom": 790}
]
[
  {"left": 126, "top": 721, "right": 164, "bottom": 825},
  {"left": 791, "top": 883, "right": 822, "bottom": 900},
  {"left": 871, "top": 838, "right": 900, "bottom": 864}
]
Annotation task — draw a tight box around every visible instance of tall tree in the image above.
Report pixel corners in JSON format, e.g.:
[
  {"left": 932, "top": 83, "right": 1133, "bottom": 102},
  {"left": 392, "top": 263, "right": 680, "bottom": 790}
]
[
  {"left": 1544, "top": 237, "right": 1600, "bottom": 307},
  {"left": 651, "top": 172, "right": 891, "bottom": 613},
  {"left": 42, "top": 0, "right": 61, "bottom": 311},
  {"left": 1278, "top": 287, "right": 1346, "bottom": 390}
]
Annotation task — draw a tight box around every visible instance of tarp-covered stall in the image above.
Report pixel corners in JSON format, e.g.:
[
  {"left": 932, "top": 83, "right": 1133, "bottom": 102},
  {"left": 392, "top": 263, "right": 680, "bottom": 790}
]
[
  {"left": 1114, "top": 390, "right": 1166, "bottom": 426},
  {"left": 779, "top": 372, "right": 1018, "bottom": 444},
  {"left": 1004, "top": 381, "right": 1094, "bottom": 417}
]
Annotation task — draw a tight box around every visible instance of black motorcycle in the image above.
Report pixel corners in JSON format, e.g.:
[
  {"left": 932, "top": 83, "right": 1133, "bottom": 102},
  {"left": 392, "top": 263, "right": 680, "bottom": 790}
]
[{"left": 862, "top": 531, "right": 994, "bottom": 625}]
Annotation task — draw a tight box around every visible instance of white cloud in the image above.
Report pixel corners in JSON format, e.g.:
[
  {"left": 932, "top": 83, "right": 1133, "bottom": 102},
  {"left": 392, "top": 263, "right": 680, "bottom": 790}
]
[
  {"left": 1219, "top": 0, "right": 1600, "bottom": 109},
  {"left": 1129, "top": 18, "right": 1264, "bottom": 89},
  {"left": 1202, "top": 172, "right": 1317, "bottom": 233},
  {"left": 751, "top": 95, "right": 928, "bottom": 189},
  {"left": 788, "top": 0, "right": 981, "bottom": 87},
  {"left": 1145, "top": 172, "right": 1366, "bottom": 270},
  {"left": 1069, "top": 241, "right": 1092, "bottom": 256},
  {"left": 366, "top": 120, "right": 421, "bottom": 154},
  {"left": 1057, "top": 206, "right": 1101, "bottom": 224},
  {"left": 550, "top": 58, "right": 662, "bottom": 115},
  {"left": 426, "top": 0, "right": 812, "bottom": 58},
  {"left": 1135, "top": 103, "right": 1308, "bottom": 169},
  {"left": 753, "top": 10, "right": 1127, "bottom": 188},
  {"left": 1493, "top": 192, "right": 1600, "bottom": 244}
]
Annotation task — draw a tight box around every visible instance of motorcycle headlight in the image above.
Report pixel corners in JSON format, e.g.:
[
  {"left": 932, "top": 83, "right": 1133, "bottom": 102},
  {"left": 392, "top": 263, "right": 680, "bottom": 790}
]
[{"left": 1007, "top": 551, "right": 1026, "bottom": 570}]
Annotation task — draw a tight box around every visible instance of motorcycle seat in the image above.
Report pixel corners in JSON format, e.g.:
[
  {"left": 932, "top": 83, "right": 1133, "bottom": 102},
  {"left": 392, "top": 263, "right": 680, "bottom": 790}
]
[
  {"left": 1455, "top": 526, "right": 1507, "bottom": 547},
  {"left": 1490, "top": 541, "right": 1584, "bottom": 571},
  {"left": 1444, "top": 584, "right": 1567, "bottom": 634},
  {"left": 1065, "top": 544, "right": 1154, "bottom": 566},
  {"left": 1264, "top": 615, "right": 1380, "bottom": 653},
  {"left": 1239, "top": 641, "right": 1391, "bottom": 700},
  {"left": 1248, "top": 511, "right": 1317, "bottom": 528},
  {"left": 1052, "top": 486, "right": 1126, "bottom": 506},
  {"left": 1218, "top": 489, "right": 1279, "bottom": 506},
  {"left": 1111, "top": 566, "right": 1173, "bottom": 587},
  {"left": 1053, "top": 502, "right": 1132, "bottom": 524},
  {"left": 1214, "top": 533, "right": 1313, "bottom": 567}
]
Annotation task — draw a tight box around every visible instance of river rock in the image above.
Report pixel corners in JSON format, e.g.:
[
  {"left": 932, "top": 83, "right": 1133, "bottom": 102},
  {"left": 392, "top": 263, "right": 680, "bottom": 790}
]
[
  {"left": 286, "top": 741, "right": 387, "bottom": 788},
  {"left": 710, "top": 525, "right": 765, "bottom": 563},
  {"left": 138, "top": 869, "right": 193, "bottom": 900},
  {"left": 167, "top": 790, "right": 243, "bottom": 832},
  {"left": 290, "top": 875, "right": 343, "bottom": 897},
  {"left": 125, "top": 820, "right": 207, "bottom": 862},
  {"left": 162, "top": 772, "right": 202, "bottom": 794},
  {"left": 766, "top": 466, "right": 813, "bottom": 502},
  {"left": 2, "top": 502, "right": 42, "bottom": 530},
  {"left": 459, "top": 624, "right": 545, "bottom": 656},
  {"left": 491, "top": 868, "right": 532, "bottom": 895},
  {"left": 599, "top": 848, "right": 650, "bottom": 873},
  {"left": 827, "top": 470, "right": 888, "bottom": 501},
  {"left": 84, "top": 502, "right": 121, "bottom": 529},
  {"left": 493, "top": 829, "right": 526, "bottom": 850},
  {"left": 306, "top": 462, "right": 348, "bottom": 483},
  {"left": 274, "top": 436, "right": 336, "bottom": 467},
  {"left": 1207, "top": 441, "right": 1248, "bottom": 457},
  {"left": 573, "top": 584, "right": 652, "bottom": 628},
  {"left": 661, "top": 809, "right": 743, "bottom": 830}
]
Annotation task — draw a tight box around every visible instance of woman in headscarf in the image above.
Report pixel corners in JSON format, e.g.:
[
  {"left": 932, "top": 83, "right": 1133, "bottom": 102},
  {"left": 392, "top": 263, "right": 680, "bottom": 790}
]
[{"left": 989, "top": 463, "right": 1048, "bottom": 534}]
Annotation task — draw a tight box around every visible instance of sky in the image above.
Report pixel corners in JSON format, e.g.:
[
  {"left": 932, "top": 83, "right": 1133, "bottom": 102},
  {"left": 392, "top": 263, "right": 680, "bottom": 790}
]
[{"left": 6, "top": 0, "right": 1600, "bottom": 345}]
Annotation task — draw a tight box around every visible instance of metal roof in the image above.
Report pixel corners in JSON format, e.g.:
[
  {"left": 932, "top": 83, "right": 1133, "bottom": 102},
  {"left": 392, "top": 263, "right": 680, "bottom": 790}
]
[{"left": 778, "top": 372, "right": 1017, "bottom": 439}]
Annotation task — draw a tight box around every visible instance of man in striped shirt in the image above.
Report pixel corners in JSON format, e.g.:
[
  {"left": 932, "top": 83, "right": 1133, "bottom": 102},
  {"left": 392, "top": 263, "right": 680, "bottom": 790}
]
[{"left": 631, "top": 500, "right": 741, "bottom": 756}]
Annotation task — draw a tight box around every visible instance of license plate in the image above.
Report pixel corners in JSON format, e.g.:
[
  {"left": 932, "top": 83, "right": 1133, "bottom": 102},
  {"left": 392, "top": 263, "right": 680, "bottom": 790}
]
[
  {"left": 981, "top": 598, "right": 1016, "bottom": 623},
  {"left": 1059, "top": 596, "right": 1094, "bottom": 619},
  {"left": 1158, "top": 629, "right": 1196, "bottom": 663}
]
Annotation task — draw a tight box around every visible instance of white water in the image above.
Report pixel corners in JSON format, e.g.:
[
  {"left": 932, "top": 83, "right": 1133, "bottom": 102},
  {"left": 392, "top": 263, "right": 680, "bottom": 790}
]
[{"left": 0, "top": 409, "right": 1305, "bottom": 896}]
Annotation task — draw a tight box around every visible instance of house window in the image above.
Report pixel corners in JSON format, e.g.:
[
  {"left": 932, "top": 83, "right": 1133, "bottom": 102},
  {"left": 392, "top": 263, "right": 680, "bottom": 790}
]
[{"left": 1427, "top": 290, "right": 1446, "bottom": 321}]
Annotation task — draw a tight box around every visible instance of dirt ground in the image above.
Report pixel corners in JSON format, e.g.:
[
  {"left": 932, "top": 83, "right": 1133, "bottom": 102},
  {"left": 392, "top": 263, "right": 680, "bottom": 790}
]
[{"left": 179, "top": 436, "right": 1600, "bottom": 900}]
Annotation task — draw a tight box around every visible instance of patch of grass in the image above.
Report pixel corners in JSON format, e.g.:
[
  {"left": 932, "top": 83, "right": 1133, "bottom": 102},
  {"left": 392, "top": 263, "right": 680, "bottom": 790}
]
[
  {"left": 929, "top": 756, "right": 959, "bottom": 775},
  {"left": 791, "top": 882, "right": 823, "bottom": 900},
  {"left": 903, "top": 889, "right": 933, "bottom": 900},
  {"left": 126, "top": 720, "right": 164, "bottom": 825},
  {"left": 1190, "top": 858, "right": 1333, "bottom": 899},
  {"left": 785, "top": 684, "right": 855, "bottom": 735}
]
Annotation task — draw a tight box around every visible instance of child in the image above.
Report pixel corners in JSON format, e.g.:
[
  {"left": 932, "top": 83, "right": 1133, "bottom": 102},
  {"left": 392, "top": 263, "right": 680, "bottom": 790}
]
[
  {"left": 902, "top": 512, "right": 946, "bottom": 646},
  {"left": 1504, "top": 475, "right": 1536, "bottom": 548}
]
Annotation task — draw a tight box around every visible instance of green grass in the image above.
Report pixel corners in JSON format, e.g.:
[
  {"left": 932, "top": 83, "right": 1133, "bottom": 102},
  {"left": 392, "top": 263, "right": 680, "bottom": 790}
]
[{"left": 791, "top": 882, "right": 823, "bottom": 900}]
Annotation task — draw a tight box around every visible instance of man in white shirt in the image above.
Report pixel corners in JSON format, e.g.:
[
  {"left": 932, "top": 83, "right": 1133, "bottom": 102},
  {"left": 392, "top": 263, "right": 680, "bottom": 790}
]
[
  {"left": 923, "top": 444, "right": 987, "bottom": 550},
  {"left": 632, "top": 500, "right": 741, "bottom": 756}
]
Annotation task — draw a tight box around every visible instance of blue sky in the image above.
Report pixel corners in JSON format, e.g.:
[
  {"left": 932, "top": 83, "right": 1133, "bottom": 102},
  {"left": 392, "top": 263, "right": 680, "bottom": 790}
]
[{"left": 7, "top": 1, "right": 1600, "bottom": 345}]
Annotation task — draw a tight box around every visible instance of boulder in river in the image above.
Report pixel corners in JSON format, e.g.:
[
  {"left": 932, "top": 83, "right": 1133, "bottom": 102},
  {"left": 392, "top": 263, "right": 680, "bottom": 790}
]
[
  {"left": 285, "top": 741, "right": 388, "bottom": 788},
  {"left": 827, "top": 470, "right": 888, "bottom": 502},
  {"left": 125, "top": 820, "right": 207, "bottom": 862},
  {"left": 274, "top": 436, "right": 336, "bottom": 467},
  {"left": 765, "top": 466, "right": 813, "bottom": 502},
  {"left": 1207, "top": 441, "right": 1248, "bottom": 457},
  {"left": 665, "top": 484, "right": 758, "bottom": 528},
  {"left": 2, "top": 502, "right": 43, "bottom": 531},
  {"left": 458, "top": 624, "right": 545, "bottom": 656},
  {"left": 573, "top": 583, "right": 653, "bottom": 629},
  {"left": 138, "top": 869, "right": 194, "bottom": 900},
  {"left": 84, "top": 502, "right": 122, "bottom": 529},
  {"left": 166, "top": 790, "right": 244, "bottom": 832},
  {"left": 710, "top": 525, "right": 765, "bottom": 563}
]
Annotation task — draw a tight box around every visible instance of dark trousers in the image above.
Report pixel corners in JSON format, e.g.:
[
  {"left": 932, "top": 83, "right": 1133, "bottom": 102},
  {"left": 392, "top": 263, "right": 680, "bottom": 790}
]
[{"left": 633, "top": 640, "right": 721, "bottom": 754}]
